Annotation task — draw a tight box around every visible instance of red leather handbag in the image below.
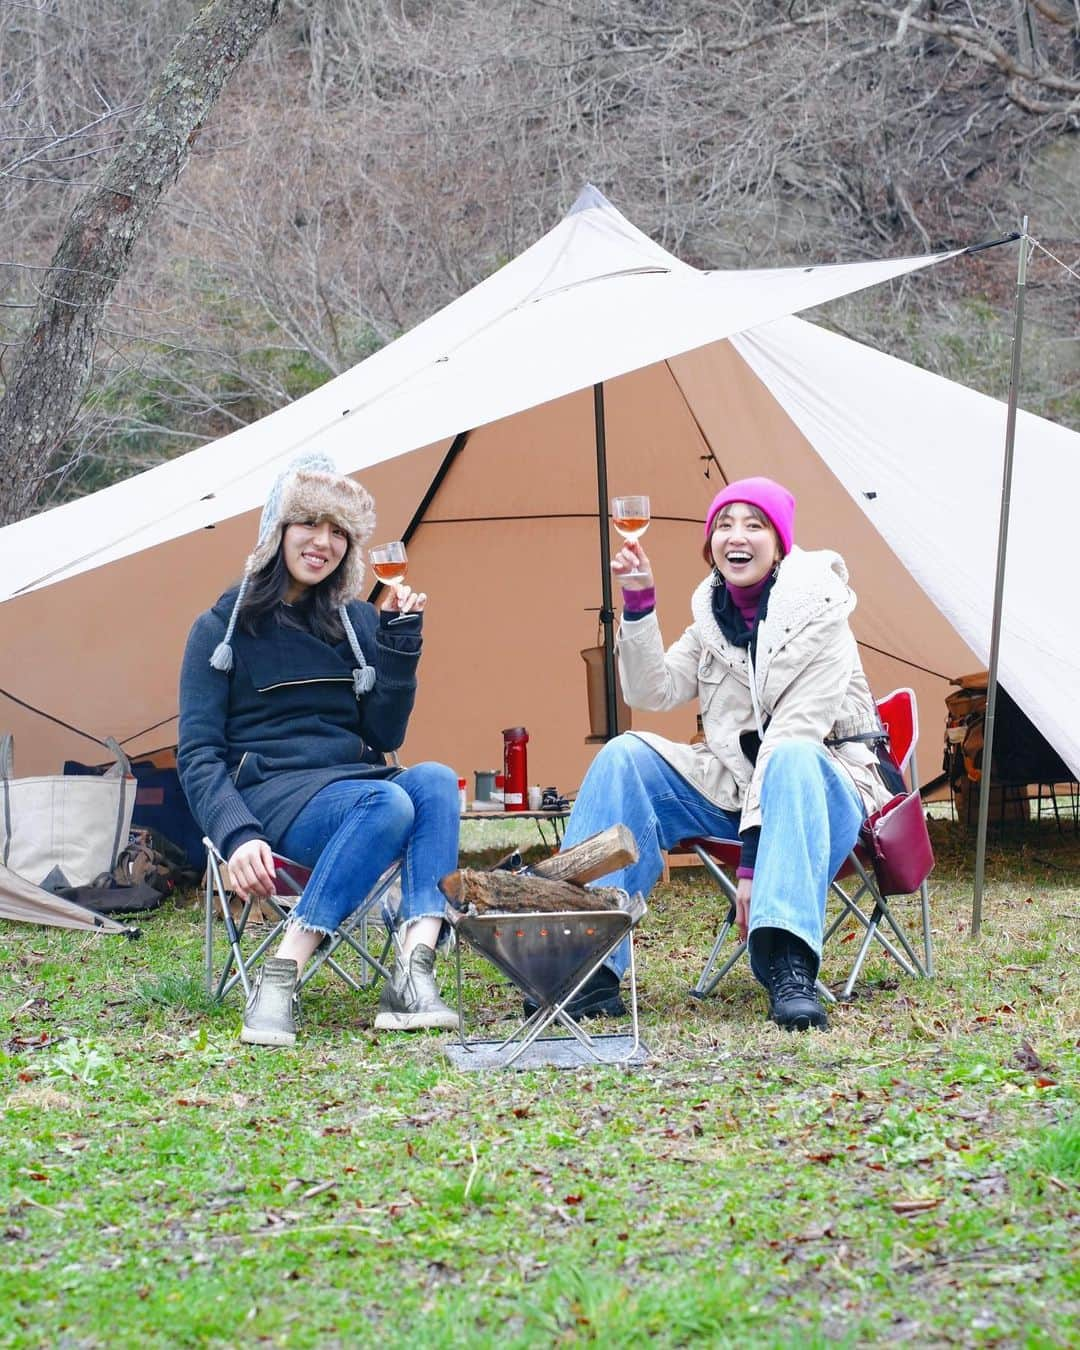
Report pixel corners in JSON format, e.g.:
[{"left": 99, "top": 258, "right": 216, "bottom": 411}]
[{"left": 859, "top": 790, "right": 934, "bottom": 896}]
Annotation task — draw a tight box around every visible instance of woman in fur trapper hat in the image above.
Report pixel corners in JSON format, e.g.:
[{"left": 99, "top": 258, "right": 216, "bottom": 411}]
[
  {"left": 550, "top": 477, "right": 896, "bottom": 1032},
  {"left": 178, "top": 452, "right": 460, "bottom": 1046}
]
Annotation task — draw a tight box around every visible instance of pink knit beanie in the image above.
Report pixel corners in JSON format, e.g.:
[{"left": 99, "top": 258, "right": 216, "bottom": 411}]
[{"left": 703, "top": 477, "right": 796, "bottom": 559}]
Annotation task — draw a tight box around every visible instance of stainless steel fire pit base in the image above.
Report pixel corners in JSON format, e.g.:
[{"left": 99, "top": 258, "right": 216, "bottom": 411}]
[
  {"left": 444, "top": 1032, "right": 649, "bottom": 1071},
  {"left": 447, "top": 896, "right": 648, "bottom": 1069}
]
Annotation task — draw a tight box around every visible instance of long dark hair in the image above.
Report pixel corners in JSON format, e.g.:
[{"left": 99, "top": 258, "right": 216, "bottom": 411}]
[{"left": 238, "top": 541, "right": 347, "bottom": 643}]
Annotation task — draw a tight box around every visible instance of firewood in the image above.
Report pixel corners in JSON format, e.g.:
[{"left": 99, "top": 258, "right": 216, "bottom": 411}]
[
  {"left": 527, "top": 824, "right": 637, "bottom": 887},
  {"left": 440, "top": 868, "right": 625, "bottom": 916}
]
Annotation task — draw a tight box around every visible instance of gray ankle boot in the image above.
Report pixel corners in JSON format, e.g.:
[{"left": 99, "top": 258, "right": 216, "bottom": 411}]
[
  {"left": 375, "top": 943, "right": 460, "bottom": 1031},
  {"left": 241, "top": 957, "right": 299, "bottom": 1046}
]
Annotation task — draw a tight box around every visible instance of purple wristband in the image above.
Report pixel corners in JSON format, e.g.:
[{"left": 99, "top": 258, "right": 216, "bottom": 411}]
[
  {"left": 622, "top": 586, "right": 656, "bottom": 614},
  {"left": 736, "top": 866, "right": 755, "bottom": 880}
]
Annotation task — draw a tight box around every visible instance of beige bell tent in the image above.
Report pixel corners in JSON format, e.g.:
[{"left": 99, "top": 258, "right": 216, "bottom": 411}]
[{"left": 1, "top": 186, "right": 1077, "bottom": 820}]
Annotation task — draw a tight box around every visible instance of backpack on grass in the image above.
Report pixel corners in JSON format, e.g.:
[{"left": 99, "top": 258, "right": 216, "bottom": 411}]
[{"left": 57, "top": 826, "right": 200, "bottom": 916}]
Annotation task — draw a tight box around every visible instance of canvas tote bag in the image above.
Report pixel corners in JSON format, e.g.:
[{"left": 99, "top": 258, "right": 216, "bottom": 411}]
[{"left": 0, "top": 734, "right": 136, "bottom": 888}]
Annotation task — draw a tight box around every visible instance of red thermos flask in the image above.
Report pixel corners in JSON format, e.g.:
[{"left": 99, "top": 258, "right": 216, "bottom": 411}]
[{"left": 502, "top": 726, "right": 528, "bottom": 811}]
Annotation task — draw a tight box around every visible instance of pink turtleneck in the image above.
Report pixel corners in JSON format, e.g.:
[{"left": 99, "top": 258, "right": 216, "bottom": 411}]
[{"left": 728, "top": 574, "right": 771, "bottom": 628}]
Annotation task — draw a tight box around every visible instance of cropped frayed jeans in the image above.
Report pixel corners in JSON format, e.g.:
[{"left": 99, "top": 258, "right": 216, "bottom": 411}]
[
  {"left": 560, "top": 735, "right": 864, "bottom": 984},
  {"left": 278, "top": 762, "right": 459, "bottom": 938}
]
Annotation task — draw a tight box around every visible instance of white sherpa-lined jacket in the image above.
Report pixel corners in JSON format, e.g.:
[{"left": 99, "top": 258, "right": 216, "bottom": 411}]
[{"left": 616, "top": 546, "right": 894, "bottom": 835}]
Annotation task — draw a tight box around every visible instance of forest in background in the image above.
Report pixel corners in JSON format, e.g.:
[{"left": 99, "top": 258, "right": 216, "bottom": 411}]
[{"left": 2, "top": 0, "right": 1079, "bottom": 515}]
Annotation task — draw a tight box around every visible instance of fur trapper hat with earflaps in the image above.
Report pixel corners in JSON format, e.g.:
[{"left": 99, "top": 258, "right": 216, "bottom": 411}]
[{"left": 209, "top": 452, "right": 379, "bottom": 696}]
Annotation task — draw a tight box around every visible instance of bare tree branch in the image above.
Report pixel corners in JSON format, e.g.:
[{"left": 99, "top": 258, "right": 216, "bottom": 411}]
[{"left": 0, "top": 0, "right": 282, "bottom": 524}]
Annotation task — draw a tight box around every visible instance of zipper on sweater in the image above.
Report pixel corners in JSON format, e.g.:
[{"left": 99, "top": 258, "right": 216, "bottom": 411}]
[{"left": 255, "top": 676, "right": 352, "bottom": 693}]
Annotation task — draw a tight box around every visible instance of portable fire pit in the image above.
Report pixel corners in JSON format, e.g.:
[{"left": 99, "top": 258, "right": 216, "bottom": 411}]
[{"left": 444, "top": 890, "right": 648, "bottom": 1070}]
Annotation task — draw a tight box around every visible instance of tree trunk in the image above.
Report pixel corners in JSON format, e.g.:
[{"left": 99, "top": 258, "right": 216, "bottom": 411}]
[{"left": 0, "top": 0, "right": 282, "bottom": 525}]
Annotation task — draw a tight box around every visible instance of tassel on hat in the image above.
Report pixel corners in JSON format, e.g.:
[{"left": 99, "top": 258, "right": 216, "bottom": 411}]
[
  {"left": 209, "top": 572, "right": 250, "bottom": 672},
  {"left": 340, "top": 605, "right": 376, "bottom": 695},
  {"left": 210, "top": 451, "right": 378, "bottom": 695}
]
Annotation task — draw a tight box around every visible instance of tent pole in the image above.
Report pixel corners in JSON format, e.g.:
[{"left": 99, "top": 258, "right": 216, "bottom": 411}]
[
  {"left": 364, "top": 430, "right": 470, "bottom": 605},
  {"left": 593, "top": 382, "right": 619, "bottom": 740},
  {"left": 971, "top": 219, "right": 1030, "bottom": 938}
]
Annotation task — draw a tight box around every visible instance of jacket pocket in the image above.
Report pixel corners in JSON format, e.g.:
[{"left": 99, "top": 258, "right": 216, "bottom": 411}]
[
  {"left": 231, "top": 752, "right": 264, "bottom": 790},
  {"left": 697, "top": 652, "right": 729, "bottom": 716}
]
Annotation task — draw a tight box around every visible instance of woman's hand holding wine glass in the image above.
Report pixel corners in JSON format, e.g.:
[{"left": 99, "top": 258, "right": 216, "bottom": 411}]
[
  {"left": 371, "top": 541, "right": 427, "bottom": 615},
  {"left": 611, "top": 495, "right": 653, "bottom": 589},
  {"left": 612, "top": 539, "right": 654, "bottom": 589}
]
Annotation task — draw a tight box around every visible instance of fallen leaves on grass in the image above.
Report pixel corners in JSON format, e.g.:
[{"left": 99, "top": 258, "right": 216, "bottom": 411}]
[
  {"left": 1015, "top": 1039, "right": 1046, "bottom": 1071},
  {"left": 5, "top": 1031, "right": 59, "bottom": 1051},
  {"left": 1014, "top": 1039, "right": 1058, "bottom": 1085},
  {"left": 891, "top": 1197, "right": 942, "bottom": 1215}
]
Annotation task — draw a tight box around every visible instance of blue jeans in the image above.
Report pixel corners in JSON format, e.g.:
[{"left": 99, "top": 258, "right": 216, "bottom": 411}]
[
  {"left": 561, "top": 735, "right": 864, "bottom": 983},
  {"left": 278, "top": 763, "right": 459, "bottom": 937}
]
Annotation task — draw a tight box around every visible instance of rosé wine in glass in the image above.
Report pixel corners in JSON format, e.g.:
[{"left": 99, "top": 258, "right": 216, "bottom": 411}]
[
  {"left": 369, "top": 541, "right": 408, "bottom": 586},
  {"left": 611, "top": 495, "right": 651, "bottom": 579}
]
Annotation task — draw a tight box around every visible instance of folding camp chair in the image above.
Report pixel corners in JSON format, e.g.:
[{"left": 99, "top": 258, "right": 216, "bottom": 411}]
[
  {"left": 684, "top": 688, "right": 934, "bottom": 1002},
  {"left": 683, "top": 835, "right": 838, "bottom": 1007},
  {"left": 203, "top": 838, "right": 396, "bottom": 1003}
]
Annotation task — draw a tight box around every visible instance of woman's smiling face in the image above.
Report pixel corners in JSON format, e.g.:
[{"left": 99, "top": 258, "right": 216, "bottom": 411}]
[
  {"left": 282, "top": 517, "right": 349, "bottom": 600},
  {"left": 710, "top": 502, "right": 781, "bottom": 587}
]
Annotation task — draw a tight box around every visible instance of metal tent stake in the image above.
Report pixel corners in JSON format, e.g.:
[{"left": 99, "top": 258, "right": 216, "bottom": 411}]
[{"left": 971, "top": 219, "right": 1030, "bottom": 938}]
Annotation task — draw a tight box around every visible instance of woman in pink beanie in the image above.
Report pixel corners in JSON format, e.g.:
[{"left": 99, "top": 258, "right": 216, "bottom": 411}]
[{"left": 555, "top": 476, "right": 893, "bottom": 1030}]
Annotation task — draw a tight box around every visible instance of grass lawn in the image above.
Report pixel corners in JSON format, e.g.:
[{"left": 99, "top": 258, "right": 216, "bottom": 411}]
[{"left": 1, "top": 816, "right": 1077, "bottom": 1348}]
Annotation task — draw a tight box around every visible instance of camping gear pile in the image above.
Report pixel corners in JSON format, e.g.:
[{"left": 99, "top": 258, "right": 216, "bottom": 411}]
[
  {"left": 0, "top": 734, "right": 201, "bottom": 932},
  {"left": 945, "top": 671, "right": 1076, "bottom": 826}
]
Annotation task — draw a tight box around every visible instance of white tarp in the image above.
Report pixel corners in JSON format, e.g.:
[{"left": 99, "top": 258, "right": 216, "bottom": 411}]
[
  {"left": 733, "top": 317, "right": 1080, "bottom": 779},
  {"left": 1, "top": 186, "right": 955, "bottom": 600}
]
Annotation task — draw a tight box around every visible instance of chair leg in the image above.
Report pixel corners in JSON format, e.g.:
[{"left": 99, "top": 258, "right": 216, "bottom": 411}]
[
  {"left": 303, "top": 923, "right": 392, "bottom": 990},
  {"left": 836, "top": 858, "right": 927, "bottom": 999},
  {"left": 688, "top": 844, "right": 748, "bottom": 999},
  {"left": 839, "top": 908, "right": 883, "bottom": 1001},
  {"left": 204, "top": 868, "right": 215, "bottom": 996},
  {"left": 689, "top": 912, "right": 746, "bottom": 999},
  {"left": 219, "top": 903, "right": 288, "bottom": 1001},
  {"left": 920, "top": 878, "right": 934, "bottom": 978},
  {"left": 205, "top": 845, "right": 260, "bottom": 1001}
]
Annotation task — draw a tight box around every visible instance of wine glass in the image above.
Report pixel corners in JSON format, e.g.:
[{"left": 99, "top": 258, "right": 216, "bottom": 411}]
[
  {"left": 369, "top": 540, "right": 408, "bottom": 586},
  {"left": 611, "top": 495, "right": 651, "bottom": 580}
]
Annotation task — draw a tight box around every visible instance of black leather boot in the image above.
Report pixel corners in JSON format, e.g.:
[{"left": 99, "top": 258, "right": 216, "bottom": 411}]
[
  {"left": 764, "top": 932, "right": 828, "bottom": 1032},
  {"left": 523, "top": 964, "right": 627, "bottom": 1021}
]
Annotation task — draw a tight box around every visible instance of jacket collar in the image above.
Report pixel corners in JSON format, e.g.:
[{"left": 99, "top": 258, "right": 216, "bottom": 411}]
[{"left": 692, "top": 546, "right": 853, "bottom": 657}]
